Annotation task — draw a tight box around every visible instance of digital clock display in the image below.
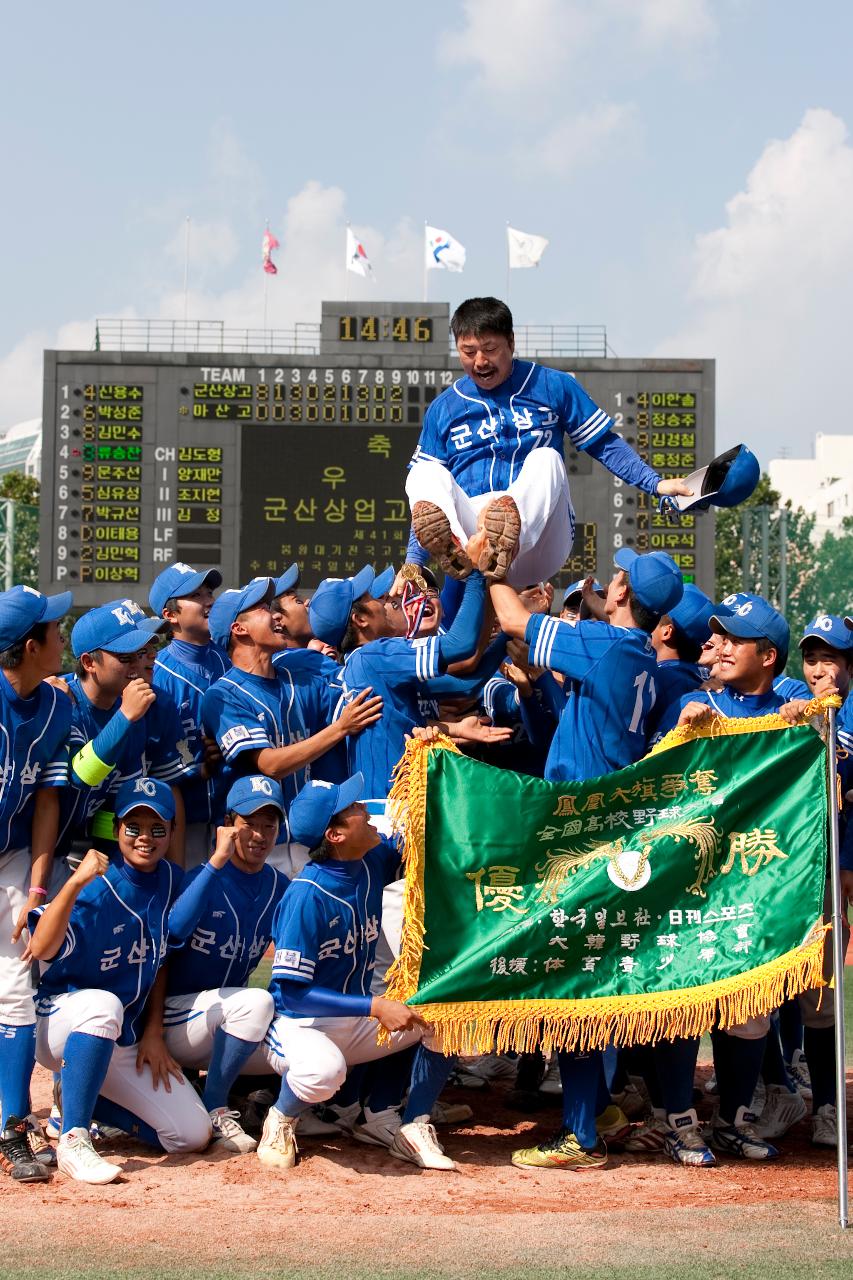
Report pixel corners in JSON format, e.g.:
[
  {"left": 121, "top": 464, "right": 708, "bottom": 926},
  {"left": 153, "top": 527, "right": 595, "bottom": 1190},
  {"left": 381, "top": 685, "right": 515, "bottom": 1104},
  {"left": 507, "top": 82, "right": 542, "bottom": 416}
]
[{"left": 337, "top": 315, "right": 434, "bottom": 344}]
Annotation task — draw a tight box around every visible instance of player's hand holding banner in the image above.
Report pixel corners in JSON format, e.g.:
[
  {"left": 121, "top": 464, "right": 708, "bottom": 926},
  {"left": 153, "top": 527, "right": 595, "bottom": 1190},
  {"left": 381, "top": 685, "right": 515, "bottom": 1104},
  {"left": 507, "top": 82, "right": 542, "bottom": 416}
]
[{"left": 384, "top": 706, "right": 835, "bottom": 1055}]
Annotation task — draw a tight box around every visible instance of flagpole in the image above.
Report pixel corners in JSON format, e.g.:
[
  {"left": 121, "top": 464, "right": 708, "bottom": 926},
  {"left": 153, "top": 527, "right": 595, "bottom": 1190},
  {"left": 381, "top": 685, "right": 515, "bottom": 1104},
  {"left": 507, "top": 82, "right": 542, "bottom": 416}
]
[
  {"left": 826, "top": 703, "right": 850, "bottom": 1229},
  {"left": 263, "top": 219, "right": 270, "bottom": 343},
  {"left": 182, "top": 216, "right": 190, "bottom": 327},
  {"left": 423, "top": 221, "right": 428, "bottom": 304},
  {"left": 505, "top": 221, "right": 511, "bottom": 304},
  {"left": 345, "top": 223, "right": 350, "bottom": 304}
]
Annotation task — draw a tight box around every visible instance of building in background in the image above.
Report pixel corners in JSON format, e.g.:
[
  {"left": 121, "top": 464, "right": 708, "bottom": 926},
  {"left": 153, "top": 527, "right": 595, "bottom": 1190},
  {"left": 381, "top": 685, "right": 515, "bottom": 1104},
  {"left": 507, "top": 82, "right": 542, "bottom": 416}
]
[
  {"left": 0, "top": 419, "right": 41, "bottom": 480},
  {"left": 769, "top": 433, "right": 853, "bottom": 542}
]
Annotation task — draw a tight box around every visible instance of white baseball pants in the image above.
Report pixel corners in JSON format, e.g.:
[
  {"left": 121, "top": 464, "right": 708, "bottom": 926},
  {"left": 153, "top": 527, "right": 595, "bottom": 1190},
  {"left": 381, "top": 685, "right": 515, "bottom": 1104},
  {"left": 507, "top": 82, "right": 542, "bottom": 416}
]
[
  {"left": 0, "top": 848, "right": 37, "bottom": 1026},
  {"left": 163, "top": 986, "right": 275, "bottom": 1068}
]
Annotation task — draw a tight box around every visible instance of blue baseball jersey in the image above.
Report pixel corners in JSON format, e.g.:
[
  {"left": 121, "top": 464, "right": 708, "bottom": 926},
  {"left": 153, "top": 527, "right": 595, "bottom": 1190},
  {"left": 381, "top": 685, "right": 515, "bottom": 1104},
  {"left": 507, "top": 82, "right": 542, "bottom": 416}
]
[
  {"left": 165, "top": 860, "right": 289, "bottom": 997},
  {"left": 32, "top": 858, "right": 183, "bottom": 1046},
  {"left": 0, "top": 671, "right": 70, "bottom": 854},
  {"left": 272, "top": 648, "right": 347, "bottom": 784},
  {"left": 648, "top": 659, "right": 706, "bottom": 743},
  {"left": 202, "top": 666, "right": 313, "bottom": 840},
  {"left": 525, "top": 615, "right": 659, "bottom": 783},
  {"left": 675, "top": 686, "right": 785, "bottom": 720},
  {"left": 269, "top": 840, "right": 402, "bottom": 1016},
  {"left": 838, "top": 693, "right": 853, "bottom": 755},
  {"left": 410, "top": 360, "right": 611, "bottom": 498},
  {"left": 773, "top": 674, "right": 810, "bottom": 702},
  {"left": 153, "top": 639, "right": 231, "bottom": 825},
  {"left": 339, "top": 636, "right": 441, "bottom": 799}
]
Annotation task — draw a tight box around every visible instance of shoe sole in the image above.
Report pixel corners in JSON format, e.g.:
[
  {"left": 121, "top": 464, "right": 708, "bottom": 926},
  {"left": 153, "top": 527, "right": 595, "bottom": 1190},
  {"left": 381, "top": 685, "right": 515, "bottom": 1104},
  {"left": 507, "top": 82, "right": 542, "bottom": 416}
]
[
  {"left": 388, "top": 1145, "right": 455, "bottom": 1171},
  {"left": 411, "top": 502, "right": 473, "bottom": 580},
  {"left": 475, "top": 497, "right": 521, "bottom": 581},
  {"left": 57, "top": 1161, "right": 120, "bottom": 1184},
  {"left": 211, "top": 1136, "right": 258, "bottom": 1154},
  {"left": 511, "top": 1155, "right": 607, "bottom": 1170},
  {"left": 352, "top": 1128, "right": 397, "bottom": 1149}
]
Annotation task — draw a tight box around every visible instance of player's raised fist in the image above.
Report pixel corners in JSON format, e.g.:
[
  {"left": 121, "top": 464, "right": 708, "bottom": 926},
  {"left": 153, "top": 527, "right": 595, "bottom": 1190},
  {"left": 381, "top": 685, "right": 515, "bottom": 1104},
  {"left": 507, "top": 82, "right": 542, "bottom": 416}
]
[
  {"left": 75, "top": 848, "right": 110, "bottom": 885},
  {"left": 211, "top": 824, "right": 239, "bottom": 868},
  {"left": 339, "top": 687, "right": 384, "bottom": 733},
  {"left": 121, "top": 676, "right": 157, "bottom": 722}
]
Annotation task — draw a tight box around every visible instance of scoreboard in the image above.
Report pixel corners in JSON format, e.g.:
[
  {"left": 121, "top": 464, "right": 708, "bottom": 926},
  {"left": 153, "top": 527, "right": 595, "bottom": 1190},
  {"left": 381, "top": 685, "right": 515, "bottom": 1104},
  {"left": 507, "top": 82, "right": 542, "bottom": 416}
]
[{"left": 40, "top": 301, "right": 715, "bottom": 607}]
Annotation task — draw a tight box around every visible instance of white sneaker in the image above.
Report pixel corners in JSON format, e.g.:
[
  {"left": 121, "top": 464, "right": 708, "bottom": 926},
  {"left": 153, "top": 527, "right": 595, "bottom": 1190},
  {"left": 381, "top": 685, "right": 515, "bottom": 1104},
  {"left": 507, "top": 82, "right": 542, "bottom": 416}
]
[
  {"left": 57, "top": 1127, "right": 121, "bottom": 1184},
  {"left": 539, "top": 1057, "right": 563, "bottom": 1096},
  {"left": 326, "top": 1101, "right": 361, "bottom": 1134},
  {"left": 611, "top": 1082, "right": 646, "bottom": 1120},
  {"left": 353, "top": 1105, "right": 403, "bottom": 1148},
  {"left": 811, "top": 1104, "right": 838, "bottom": 1148},
  {"left": 389, "top": 1120, "right": 455, "bottom": 1170},
  {"left": 298, "top": 1106, "right": 344, "bottom": 1138},
  {"left": 755, "top": 1084, "right": 807, "bottom": 1139},
  {"left": 209, "top": 1107, "right": 257, "bottom": 1154},
  {"left": 459, "top": 1053, "right": 517, "bottom": 1084},
  {"left": 431, "top": 1099, "right": 473, "bottom": 1126},
  {"left": 789, "top": 1049, "right": 813, "bottom": 1100},
  {"left": 749, "top": 1078, "right": 767, "bottom": 1115},
  {"left": 256, "top": 1106, "right": 298, "bottom": 1169}
]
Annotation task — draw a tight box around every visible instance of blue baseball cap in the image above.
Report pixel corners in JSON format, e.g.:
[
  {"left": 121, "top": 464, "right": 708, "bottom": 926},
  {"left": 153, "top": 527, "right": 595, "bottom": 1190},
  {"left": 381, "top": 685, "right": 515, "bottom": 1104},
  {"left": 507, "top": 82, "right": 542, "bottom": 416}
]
[
  {"left": 71, "top": 602, "right": 155, "bottom": 658},
  {"left": 115, "top": 776, "right": 176, "bottom": 822},
  {"left": 668, "top": 584, "right": 728, "bottom": 647},
  {"left": 710, "top": 593, "right": 789, "bottom": 658},
  {"left": 674, "top": 445, "right": 760, "bottom": 513},
  {"left": 208, "top": 577, "right": 275, "bottom": 649},
  {"left": 226, "top": 774, "right": 285, "bottom": 817},
  {"left": 288, "top": 773, "right": 366, "bottom": 849},
  {"left": 800, "top": 615, "right": 853, "bottom": 652},
  {"left": 103, "top": 598, "right": 169, "bottom": 637},
  {"left": 273, "top": 564, "right": 300, "bottom": 597},
  {"left": 563, "top": 577, "right": 603, "bottom": 604},
  {"left": 149, "top": 563, "right": 223, "bottom": 618},
  {"left": 614, "top": 548, "right": 683, "bottom": 615},
  {"left": 308, "top": 565, "right": 396, "bottom": 648},
  {"left": 0, "top": 585, "right": 73, "bottom": 650}
]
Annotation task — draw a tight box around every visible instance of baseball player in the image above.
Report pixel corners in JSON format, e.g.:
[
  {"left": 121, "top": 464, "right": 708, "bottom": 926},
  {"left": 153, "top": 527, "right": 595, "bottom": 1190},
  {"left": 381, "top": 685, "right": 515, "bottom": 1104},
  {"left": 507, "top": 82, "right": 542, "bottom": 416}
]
[
  {"left": 149, "top": 563, "right": 230, "bottom": 868},
  {"left": 0, "top": 586, "right": 73, "bottom": 1185},
  {"left": 403, "top": 296, "right": 691, "bottom": 586},
  {"left": 560, "top": 578, "right": 605, "bottom": 623},
  {"left": 490, "top": 549, "right": 686, "bottom": 1170},
  {"left": 157, "top": 775, "right": 289, "bottom": 1153},
  {"left": 28, "top": 777, "right": 212, "bottom": 1184},
  {"left": 647, "top": 584, "right": 723, "bottom": 743},
  {"left": 255, "top": 774, "right": 457, "bottom": 1172},
  {"left": 202, "top": 577, "right": 382, "bottom": 878}
]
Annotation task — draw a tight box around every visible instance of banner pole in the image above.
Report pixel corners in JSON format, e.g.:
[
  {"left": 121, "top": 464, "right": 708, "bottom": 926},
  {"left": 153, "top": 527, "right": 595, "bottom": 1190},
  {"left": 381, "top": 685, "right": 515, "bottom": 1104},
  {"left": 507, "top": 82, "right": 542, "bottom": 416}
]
[{"left": 826, "top": 704, "right": 849, "bottom": 1229}]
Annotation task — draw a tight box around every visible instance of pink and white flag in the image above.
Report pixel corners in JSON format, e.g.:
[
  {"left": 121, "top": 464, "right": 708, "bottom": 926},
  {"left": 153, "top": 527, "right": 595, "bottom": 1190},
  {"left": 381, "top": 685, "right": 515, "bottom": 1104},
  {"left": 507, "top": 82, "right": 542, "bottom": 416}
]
[{"left": 262, "top": 228, "right": 280, "bottom": 275}]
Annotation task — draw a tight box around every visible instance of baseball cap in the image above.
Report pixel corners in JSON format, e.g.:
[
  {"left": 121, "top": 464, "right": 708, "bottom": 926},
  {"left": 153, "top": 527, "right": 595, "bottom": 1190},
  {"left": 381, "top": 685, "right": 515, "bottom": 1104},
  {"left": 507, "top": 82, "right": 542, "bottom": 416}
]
[
  {"left": 0, "top": 585, "right": 73, "bottom": 650},
  {"left": 115, "top": 776, "right": 176, "bottom": 822},
  {"left": 273, "top": 563, "right": 300, "bottom": 597},
  {"left": 149, "top": 563, "right": 223, "bottom": 617},
  {"left": 309, "top": 564, "right": 396, "bottom": 648},
  {"left": 104, "top": 598, "right": 169, "bottom": 637},
  {"left": 710, "top": 593, "right": 789, "bottom": 659},
  {"left": 288, "top": 772, "right": 365, "bottom": 849},
  {"left": 668, "top": 584, "right": 728, "bottom": 647},
  {"left": 208, "top": 577, "right": 276, "bottom": 649},
  {"left": 672, "top": 444, "right": 760, "bottom": 513},
  {"left": 800, "top": 615, "right": 853, "bottom": 652},
  {"left": 562, "top": 577, "right": 603, "bottom": 605},
  {"left": 226, "top": 774, "right": 285, "bottom": 817},
  {"left": 71, "top": 602, "right": 156, "bottom": 658},
  {"left": 614, "top": 548, "right": 683, "bottom": 615}
]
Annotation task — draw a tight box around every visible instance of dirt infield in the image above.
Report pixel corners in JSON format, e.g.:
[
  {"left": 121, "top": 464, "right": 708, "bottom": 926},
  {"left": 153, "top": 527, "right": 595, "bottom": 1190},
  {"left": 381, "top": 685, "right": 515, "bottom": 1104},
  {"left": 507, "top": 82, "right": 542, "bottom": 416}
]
[{"left": 3, "top": 1059, "right": 851, "bottom": 1279}]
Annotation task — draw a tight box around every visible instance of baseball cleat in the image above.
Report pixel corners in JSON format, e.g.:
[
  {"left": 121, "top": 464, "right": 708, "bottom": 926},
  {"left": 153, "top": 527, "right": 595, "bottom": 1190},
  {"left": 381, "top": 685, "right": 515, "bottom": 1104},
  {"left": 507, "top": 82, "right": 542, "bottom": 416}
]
[
  {"left": 788, "top": 1049, "right": 813, "bottom": 1100},
  {"left": 538, "top": 1057, "right": 563, "bottom": 1096},
  {"left": 458, "top": 1052, "right": 518, "bottom": 1083},
  {"left": 811, "top": 1104, "right": 840, "bottom": 1148},
  {"left": 256, "top": 1105, "right": 298, "bottom": 1169},
  {"left": 511, "top": 1127, "right": 607, "bottom": 1170},
  {"left": 56, "top": 1127, "right": 120, "bottom": 1184},
  {"left": 0, "top": 1115, "right": 52, "bottom": 1183},
  {"left": 296, "top": 1105, "right": 345, "bottom": 1138},
  {"left": 466, "top": 495, "right": 520, "bottom": 581},
  {"left": 389, "top": 1120, "right": 455, "bottom": 1170},
  {"left": 26, "top": 1114, "right": 56, "bottom": 1167},
  {"left": 430, "top": 1099, "right": 473, "bottom": 1126},
  {"left": 353, "top": 1105, "right": 403, "bottom": 1149},
  {"left": 624, "top": 1112, "right": 668, "bottom": 1154},
  {"left": 711, "top": 1107, "right": 779, "bottom": 1160},
  {"left": 208, "top": 1107, "right": 257, "bottom": 1154},
  {"left": 595, "top": 1104, "right": 633, "bottom": 1148},
  {"left": 664, "top": 1109, "right": 716, "bottom": 1167},
  {"left": 755, "top": 1084, "right": 807, "bottom": 1139},
  {"left": 411, "top": 501, "right": 473, "bottom": 580},
  {"left": 611, "top": 1082, "right": 647, "bottom": 1120}
]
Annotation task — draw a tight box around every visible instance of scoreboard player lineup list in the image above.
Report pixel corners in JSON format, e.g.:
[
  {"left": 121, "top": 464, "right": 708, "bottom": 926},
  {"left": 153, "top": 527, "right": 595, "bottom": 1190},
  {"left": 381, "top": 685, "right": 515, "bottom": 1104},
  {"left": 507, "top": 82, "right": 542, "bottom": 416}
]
[{"left": 40, "top": 301, "right": 715, "bottom": 608}]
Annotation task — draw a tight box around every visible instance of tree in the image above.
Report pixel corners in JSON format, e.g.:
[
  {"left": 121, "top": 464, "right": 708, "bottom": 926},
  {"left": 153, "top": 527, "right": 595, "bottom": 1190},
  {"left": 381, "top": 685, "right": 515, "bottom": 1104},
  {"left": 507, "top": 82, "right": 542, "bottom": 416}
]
[{"left": 0, "top": 472, "right": 40, "bottom": 588}]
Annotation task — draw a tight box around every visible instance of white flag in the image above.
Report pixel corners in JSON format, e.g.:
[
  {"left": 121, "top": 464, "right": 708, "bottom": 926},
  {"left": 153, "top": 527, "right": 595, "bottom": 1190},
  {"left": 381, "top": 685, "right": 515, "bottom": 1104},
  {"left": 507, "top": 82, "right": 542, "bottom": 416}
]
[
  {"left": 346, "top": 226, "right": 373, "bottom": 278},
  {"left": 425, "top": 224, "right": 466, "bottom": 273},
  {"left": 507, "top": 225, "right": 549, "bottom": 269}
]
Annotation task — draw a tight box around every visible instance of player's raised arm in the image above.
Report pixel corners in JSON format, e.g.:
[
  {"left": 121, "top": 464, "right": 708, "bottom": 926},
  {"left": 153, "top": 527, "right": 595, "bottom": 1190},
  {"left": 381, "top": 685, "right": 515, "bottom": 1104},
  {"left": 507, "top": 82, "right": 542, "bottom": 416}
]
[
  {"left": 27, "top": 848, "right": 109, "bottom": 960},
  {"left": 489, "top": 582, "right": 532, "bottom": 640}
]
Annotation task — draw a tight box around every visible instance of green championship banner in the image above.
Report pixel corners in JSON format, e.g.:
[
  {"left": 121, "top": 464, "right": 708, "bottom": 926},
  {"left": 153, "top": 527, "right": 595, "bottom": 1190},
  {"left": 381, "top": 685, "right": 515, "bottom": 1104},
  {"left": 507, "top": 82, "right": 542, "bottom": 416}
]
[{"left": 385, "top": 711, "right": 833, "bottom": 1055}]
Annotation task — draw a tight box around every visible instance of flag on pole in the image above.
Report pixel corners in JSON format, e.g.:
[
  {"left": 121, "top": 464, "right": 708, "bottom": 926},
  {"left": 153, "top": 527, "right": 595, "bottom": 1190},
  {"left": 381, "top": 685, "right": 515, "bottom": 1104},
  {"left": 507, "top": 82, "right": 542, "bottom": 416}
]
[
  {"left": 425, "top": 224, "right": 466, "bottom": 273},
  {"left": 262, "top": 227, "right": 280, "bottom": 275},
  {"left": 346, "top": 226, "right": 373, "bottom": 278},
  {"left": 507, "top": 225, "right": 549, "bottom": 269}
]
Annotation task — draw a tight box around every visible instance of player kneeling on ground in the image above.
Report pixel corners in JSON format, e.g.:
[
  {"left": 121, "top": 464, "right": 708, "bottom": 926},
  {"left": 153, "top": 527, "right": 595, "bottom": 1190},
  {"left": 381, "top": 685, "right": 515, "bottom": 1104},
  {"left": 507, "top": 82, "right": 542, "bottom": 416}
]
[
  {"left": 28, "top": 778, "right": 212, "bottom": 1184},
  {"left": 256, "top": 774, "right": 457, "bottom": 1172},
  {"left": 158, "top": 775, "right": 289, "bottom": 1154}
]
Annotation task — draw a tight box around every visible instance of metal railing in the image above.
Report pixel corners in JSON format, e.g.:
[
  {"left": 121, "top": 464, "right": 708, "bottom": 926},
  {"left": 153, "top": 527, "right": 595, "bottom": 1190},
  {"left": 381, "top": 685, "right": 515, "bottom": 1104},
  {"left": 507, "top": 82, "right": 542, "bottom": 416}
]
[{"left": 93, "top": 319, "right": 609, "bottom": 359}]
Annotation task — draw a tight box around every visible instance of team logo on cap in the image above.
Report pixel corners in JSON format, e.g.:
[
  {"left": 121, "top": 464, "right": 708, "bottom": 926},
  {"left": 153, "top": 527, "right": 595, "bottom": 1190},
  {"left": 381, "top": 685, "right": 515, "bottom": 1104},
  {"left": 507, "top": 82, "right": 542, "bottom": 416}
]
[
  {"left": 814, "top": 615, "right": 833, "bottom": 631},
  {"left": 173, "top": 562, "right": 195, "bottom": 574},
  {"left": 135, "top": 778, "right": 157, "bottom": 797},
  {"left": 312, "top": 781, "right": 333, "bottom": 790},
  {"left": 734, "top": 602, "right": 753, "bottom": 617},
  {"left": 250, "top": 777, "right": 273, "bottom": 796},
  {"left": 111, "top": 606, "right": 137, "bottom": 628}
]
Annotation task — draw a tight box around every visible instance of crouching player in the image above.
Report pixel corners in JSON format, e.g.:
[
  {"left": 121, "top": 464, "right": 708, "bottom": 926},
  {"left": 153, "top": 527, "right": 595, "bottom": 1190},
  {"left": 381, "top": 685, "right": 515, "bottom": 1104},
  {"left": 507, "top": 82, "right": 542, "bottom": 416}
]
[
  {"left": 161, "top": 775, "right": 289, "bottom": 1153},
  {"left": 28, "top": 778, "right": 212, "bottom": 1184},
  {"left": 256, "top": 774, "right": 457, "bottom": 1172}
]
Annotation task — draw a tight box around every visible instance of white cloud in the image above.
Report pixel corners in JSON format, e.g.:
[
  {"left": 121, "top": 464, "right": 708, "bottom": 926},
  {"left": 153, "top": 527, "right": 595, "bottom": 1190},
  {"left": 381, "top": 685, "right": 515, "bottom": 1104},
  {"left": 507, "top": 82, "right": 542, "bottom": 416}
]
[
  {"left": 655, "top": 108, "right": 853, "bottom": 463},
  {"left": 619, "top": 0, "right": 716, "bottom": 47},
  {"left": 521, "top": 102, "right": 637, "bottom": 178}
]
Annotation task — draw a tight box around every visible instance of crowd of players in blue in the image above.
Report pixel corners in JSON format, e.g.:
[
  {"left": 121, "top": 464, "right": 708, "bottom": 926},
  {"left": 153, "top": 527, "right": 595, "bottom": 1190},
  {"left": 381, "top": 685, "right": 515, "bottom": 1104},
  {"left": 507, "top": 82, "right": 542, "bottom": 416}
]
[{"left": 0, "top": 299, "right": 849, "bottom": 1188}]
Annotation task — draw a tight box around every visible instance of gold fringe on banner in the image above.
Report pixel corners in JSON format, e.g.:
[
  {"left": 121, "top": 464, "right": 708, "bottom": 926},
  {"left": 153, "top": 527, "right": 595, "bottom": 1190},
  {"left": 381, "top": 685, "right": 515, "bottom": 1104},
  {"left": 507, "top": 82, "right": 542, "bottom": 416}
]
[
  {"left": 650, "top": 693, "right": 841, "bottom": 757},
  {"left": 382, "top": 736, "right": 831, "bottom": 1055}
]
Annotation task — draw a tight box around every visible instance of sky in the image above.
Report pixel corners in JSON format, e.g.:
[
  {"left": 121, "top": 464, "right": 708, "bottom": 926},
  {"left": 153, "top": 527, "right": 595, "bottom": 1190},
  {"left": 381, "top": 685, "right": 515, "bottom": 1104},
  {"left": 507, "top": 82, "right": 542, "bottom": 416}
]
[{"left": 2, "top": 0, "right": 853, "bottom": 464}]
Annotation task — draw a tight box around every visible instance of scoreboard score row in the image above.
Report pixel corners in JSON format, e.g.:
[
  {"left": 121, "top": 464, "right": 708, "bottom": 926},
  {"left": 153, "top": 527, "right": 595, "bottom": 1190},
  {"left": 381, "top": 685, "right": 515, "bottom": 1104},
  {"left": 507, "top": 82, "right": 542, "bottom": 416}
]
[{"left": 40, "top": 301, "right": 715, "bottom": 607}]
